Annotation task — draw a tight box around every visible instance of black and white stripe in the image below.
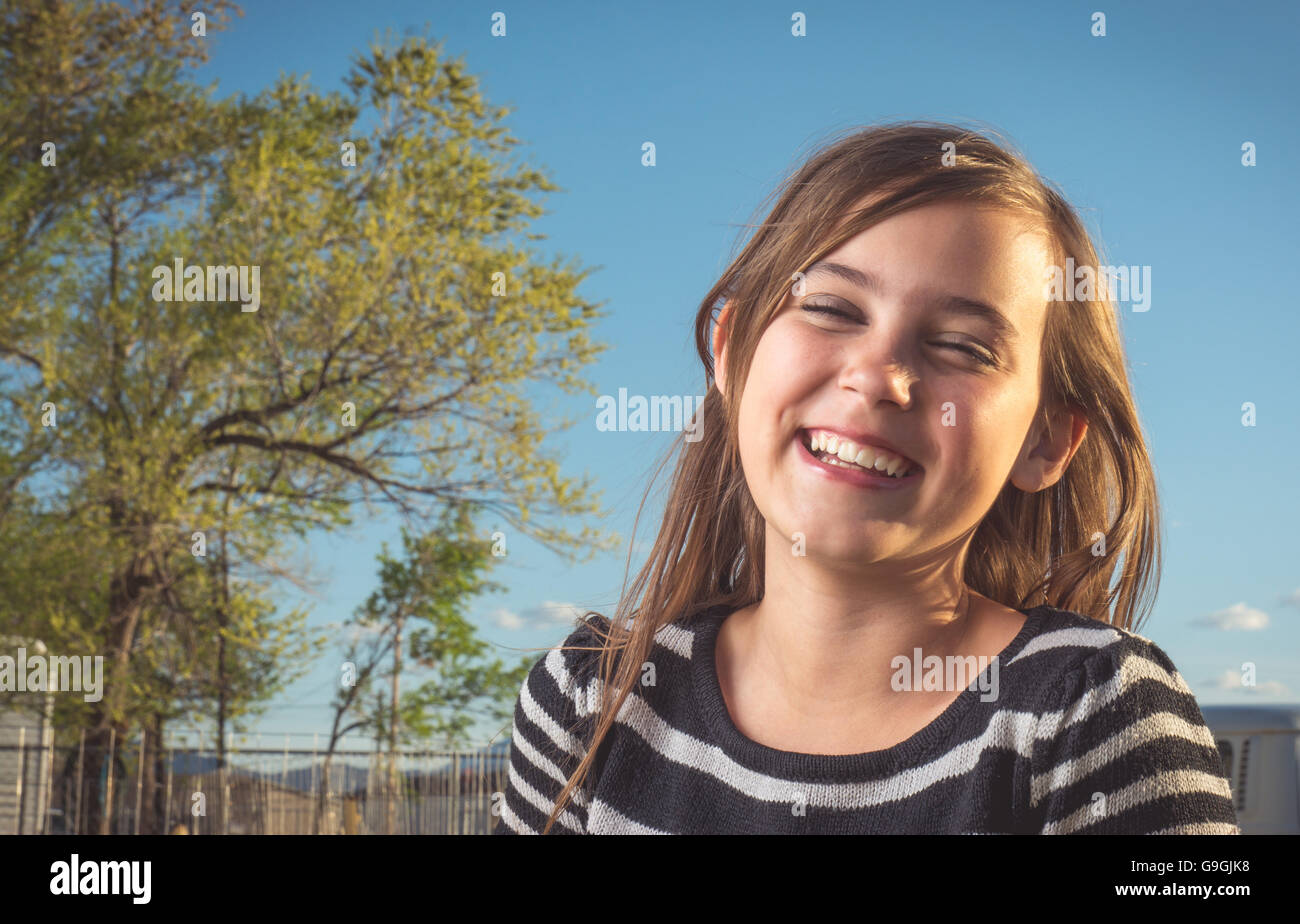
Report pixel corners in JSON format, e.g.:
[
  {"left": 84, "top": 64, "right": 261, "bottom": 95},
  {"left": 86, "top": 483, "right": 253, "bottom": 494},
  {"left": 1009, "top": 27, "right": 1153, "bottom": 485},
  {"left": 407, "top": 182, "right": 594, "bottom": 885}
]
[{"left": 495, "top": 604, "right": 1239, "bottom": 834}]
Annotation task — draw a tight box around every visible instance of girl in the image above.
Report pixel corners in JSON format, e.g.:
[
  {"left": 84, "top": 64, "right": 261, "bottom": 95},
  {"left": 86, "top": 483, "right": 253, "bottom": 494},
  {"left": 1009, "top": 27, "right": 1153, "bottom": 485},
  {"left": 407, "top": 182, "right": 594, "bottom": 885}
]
[{"left": 495, "top": 121, "right": 1239, "bottom": 835}]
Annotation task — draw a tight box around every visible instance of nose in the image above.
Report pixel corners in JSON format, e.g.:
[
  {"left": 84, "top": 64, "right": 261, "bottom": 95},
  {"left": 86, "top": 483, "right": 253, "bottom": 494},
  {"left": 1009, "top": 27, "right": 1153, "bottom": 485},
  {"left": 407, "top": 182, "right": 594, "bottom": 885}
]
[{"left": 835, "top": 329, "right": 918, "bottom": 409}]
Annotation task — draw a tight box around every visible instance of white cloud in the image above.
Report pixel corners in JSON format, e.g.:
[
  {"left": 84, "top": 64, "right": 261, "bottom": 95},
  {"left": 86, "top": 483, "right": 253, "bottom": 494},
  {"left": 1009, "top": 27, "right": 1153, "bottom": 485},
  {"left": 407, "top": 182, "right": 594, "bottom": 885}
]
[
  {"left": 527, "top": 600, "right": 588, "bottom": 627},
  {"left": 491, "top": 601, "right": 595, "bottom": 631},
  {"left": 1253, "top": 681, "right": 1292, "bottom": 696},
  {"left": 341, "top": 621, "right": 387, "bottom": 644},
  {"left": 1193, "top": 602, "right": 1269, "bottom": 631},
  {"left": 1208, "top": 670, "right": 1291, "bottom": 696},
  {"left": 490, "top": 607, "right": 523, "bottom": 631},
  {"left": 1279, "top": 587, "right": 1300, "bottom": 609}
]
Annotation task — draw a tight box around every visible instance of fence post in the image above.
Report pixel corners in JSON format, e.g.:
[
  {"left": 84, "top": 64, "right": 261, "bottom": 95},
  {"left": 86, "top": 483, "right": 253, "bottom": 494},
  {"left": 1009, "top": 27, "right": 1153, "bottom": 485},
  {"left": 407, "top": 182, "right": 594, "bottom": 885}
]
[
  {"left": 311, "top": 731, "right": 318, "bottom": 831},
  {"left": 74, "top": 729, "right": 85, "bottom": 835},
  {"left": 163, "top": 744, "right": 173, "bottom": 835},
  {"left": 103, "top": 727, "right": 116, "bottom": 835},
  {"left": 221, "top": 730, "right": 231, "bottom": 836},
  {"left": 365, "top": 750, "right": 374, "bottom": 835},
  {"left": 134, "top": 728, "right": 144, "bottom": 835},
  {"left": 41, "top": 716, "right": 55, "bottom": 836},
  {"left": 450, "top": 752, "right": 459, "bottom": 836},
  {"left": 255, "top": 735, "right": 263, "bottom": 835},
  {"left": 475, "top": 750, "right": 483, "bottom": 835},
  {"left": 196, "top": 731, "right": 203, "bottom": 836},
  {"left": 14, "top": 726, "right": 25, "bottom": 835},
  {"left": 280, "top": 735, "right": 288, "bottom": 835},
  {"left": 311, "top": 733, "right": 318, "bottom": 836}
]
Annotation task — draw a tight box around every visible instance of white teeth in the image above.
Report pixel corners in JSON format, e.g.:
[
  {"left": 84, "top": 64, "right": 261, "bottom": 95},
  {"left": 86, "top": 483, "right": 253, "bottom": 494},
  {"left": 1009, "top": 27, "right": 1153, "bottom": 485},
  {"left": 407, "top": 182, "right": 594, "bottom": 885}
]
[{"left": 807, "top": 430, "right": 912, "bottom": 477}]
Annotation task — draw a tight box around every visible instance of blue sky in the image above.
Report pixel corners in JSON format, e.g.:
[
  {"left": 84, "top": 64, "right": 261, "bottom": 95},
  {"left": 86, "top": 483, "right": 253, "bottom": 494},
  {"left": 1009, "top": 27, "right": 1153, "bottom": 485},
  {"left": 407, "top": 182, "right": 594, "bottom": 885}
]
[{"left": 183, "top": 0, "right": 1300, "bottom": 748}]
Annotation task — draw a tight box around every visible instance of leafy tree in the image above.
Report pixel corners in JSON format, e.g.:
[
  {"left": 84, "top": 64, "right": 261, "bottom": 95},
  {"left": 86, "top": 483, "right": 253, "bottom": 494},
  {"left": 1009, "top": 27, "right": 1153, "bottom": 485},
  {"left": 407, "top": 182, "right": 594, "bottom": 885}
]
[
  {"left": 2, "top": 0, "right": 616, "bottom": 833},
  {"left": 322, "top": 501, "right": 529, "bottom": 833}
]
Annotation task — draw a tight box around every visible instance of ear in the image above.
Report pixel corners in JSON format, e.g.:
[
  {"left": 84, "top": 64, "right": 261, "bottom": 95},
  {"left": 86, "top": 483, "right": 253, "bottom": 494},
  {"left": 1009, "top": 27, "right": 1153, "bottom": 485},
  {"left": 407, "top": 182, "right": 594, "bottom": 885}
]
[
  {"left": 1009, "top": 403, "right": 1088, "bottom": 492},
  {"left": 712, "top": 300, "right": 732, "bottom": 398}
]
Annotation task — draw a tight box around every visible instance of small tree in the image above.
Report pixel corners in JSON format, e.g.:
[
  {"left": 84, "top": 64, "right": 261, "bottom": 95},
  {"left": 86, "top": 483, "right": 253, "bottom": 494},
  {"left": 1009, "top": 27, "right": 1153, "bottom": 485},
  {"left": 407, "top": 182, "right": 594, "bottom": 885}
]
[{"left": 321, "top": 501, "right": 529, "bottom": 832}]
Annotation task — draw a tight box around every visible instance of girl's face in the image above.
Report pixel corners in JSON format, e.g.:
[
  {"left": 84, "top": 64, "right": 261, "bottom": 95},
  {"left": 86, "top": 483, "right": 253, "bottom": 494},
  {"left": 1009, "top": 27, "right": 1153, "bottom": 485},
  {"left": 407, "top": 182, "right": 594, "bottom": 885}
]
[{"left": 717, "top": 200, "right": 1072, "bottom": 569}]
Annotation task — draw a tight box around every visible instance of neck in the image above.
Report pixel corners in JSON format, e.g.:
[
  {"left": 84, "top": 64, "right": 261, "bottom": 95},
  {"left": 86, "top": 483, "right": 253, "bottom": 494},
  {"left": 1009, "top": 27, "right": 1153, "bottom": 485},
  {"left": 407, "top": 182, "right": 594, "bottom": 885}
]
[{"left": 733, "top": 524, "right": 979, "bottom": 715}]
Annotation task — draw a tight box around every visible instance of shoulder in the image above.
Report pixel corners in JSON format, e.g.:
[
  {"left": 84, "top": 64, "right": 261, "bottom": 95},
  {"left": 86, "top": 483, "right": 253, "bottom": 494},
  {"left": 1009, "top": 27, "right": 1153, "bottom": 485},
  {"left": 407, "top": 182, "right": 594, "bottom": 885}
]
[
  {"left": 1006, "top": 604, "right": 1129, "bottom": 675},
  {"left": 519, "top": 614, "right": 615, "bottom": 727},
  {"left": 520, "top": 603, "right": 722, "bottom": 697},
  {"left": 519, "top": 606, "right": 716, "bottom": 718},
  {"left": 1009, "top": 604, "right": 1219, "bottom": 748},
  {"left": 1015, "top": 606, "right": 1200, "bottom": 715},
  {"left": 1018, "top": 608, "right": 1238, "bottom": 833}
]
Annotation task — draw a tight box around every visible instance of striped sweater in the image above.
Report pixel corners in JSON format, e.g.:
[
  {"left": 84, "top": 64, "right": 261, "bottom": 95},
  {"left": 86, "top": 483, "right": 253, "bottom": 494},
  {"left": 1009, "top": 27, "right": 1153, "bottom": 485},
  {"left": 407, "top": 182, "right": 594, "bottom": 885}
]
[{"left": 494, "top": 603, "right": 1240, "bottom": 834}]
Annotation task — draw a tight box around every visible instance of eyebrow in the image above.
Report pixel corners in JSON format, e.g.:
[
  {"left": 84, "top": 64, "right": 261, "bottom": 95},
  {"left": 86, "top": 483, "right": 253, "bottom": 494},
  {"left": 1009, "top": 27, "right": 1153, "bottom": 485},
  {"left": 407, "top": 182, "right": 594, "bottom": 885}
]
[{"left": 804, "top": 260, "right": 1019, "bottom": 345}]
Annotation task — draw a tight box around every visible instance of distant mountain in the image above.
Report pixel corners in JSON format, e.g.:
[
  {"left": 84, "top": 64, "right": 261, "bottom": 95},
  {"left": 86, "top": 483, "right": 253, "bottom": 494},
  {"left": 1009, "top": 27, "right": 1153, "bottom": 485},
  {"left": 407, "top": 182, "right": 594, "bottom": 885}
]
[{"left": 162, "top": 739, "right": 512, "bottom": 795}]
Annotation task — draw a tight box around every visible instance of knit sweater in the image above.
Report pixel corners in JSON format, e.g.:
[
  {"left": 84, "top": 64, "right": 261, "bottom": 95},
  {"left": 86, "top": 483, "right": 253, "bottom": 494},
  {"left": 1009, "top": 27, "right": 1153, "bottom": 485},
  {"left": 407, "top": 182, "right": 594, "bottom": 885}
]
[{"left": 493, "top": 603, "right": 1240, "bottom": 834}]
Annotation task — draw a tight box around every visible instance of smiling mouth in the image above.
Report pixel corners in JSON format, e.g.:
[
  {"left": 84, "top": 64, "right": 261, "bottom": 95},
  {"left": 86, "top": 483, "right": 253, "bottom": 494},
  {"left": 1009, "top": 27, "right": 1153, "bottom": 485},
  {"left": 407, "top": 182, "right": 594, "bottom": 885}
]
[{"left": 797, "top": 429, "right": 922, "bottom": 480}]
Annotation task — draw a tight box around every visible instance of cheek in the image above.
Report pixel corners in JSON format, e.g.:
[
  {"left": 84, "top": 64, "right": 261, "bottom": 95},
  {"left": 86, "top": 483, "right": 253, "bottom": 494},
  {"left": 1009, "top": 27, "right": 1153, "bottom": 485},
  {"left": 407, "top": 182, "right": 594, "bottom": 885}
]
[
  {"left": 742, "top": 332, "right": 820, "bottom": 426},
  {"left": 950, "top": 390, "right": 1036, "bottom": 482}
]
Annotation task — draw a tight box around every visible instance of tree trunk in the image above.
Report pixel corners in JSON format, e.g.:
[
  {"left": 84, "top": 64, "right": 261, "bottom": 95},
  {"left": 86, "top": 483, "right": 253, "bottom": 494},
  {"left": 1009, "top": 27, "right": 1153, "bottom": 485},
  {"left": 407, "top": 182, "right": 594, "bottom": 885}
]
[
  {"left": 314, "top": 756, "right": 334, "bottom": 835},
  {"left": 386, "top": 615, "right": 403, "bottom": 835},
  {"left": 84, "top": 555, "right": 150, "bottom": 834},
  {"left": 145, "top": 713, "right": 166, "bottom": 835}
]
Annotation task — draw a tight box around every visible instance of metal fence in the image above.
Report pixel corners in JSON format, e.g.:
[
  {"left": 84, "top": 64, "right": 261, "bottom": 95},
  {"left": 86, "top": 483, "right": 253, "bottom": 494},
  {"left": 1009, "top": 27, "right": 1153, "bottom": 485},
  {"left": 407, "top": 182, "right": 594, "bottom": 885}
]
[{"left": 0, "top": 729, "right": 511, "bottom": 835}]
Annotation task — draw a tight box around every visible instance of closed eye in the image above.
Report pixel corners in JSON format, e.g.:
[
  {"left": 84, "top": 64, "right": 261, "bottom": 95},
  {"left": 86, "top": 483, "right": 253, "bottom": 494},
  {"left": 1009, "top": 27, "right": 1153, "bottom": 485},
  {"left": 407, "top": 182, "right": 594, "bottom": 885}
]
[
  {"left": 940, "top": 342, "right": 997, "bottom": 366},
  {"left": 800, "top": 302, "right": 855, "bottom": 321},
  {"left": 800, "top": 302, "right": 997, "bottom": 367}
]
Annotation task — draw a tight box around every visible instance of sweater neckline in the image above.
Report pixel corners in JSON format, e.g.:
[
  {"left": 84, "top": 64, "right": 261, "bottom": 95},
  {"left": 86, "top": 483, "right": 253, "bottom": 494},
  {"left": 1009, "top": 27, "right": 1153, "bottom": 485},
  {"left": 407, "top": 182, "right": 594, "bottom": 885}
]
[{"left": 688, "top": 602, "right": 1046, "bottom": 779}]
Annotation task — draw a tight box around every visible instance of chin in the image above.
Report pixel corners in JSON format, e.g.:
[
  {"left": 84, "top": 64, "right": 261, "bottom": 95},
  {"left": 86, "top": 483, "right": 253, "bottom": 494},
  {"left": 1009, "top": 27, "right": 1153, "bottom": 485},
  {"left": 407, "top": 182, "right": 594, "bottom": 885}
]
[{"left": 797, "top": 530, "right": 894, "bottom": 564}]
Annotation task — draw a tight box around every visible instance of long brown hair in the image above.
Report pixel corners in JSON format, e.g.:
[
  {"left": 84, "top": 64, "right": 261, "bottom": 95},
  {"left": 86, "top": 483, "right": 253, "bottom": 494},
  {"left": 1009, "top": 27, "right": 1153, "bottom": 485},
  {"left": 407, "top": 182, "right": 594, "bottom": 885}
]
[{"left": 541, "top": 120, "right": 1161, "bottom": 833}]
